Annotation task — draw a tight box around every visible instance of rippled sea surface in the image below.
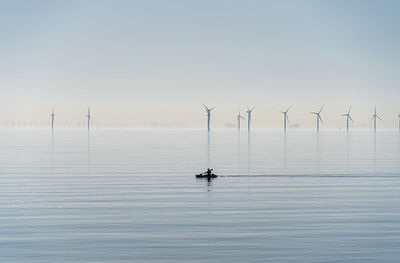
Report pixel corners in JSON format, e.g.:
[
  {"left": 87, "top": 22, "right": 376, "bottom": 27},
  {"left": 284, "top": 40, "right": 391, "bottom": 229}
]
[{"left": 1, "top": 129, "right": 400, "bottom": 263}]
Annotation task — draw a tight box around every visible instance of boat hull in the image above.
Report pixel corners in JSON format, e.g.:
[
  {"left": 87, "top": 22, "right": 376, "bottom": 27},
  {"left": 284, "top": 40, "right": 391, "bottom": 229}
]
[{"left": 195, "top": 174, "right": 218, "bottom": 179}]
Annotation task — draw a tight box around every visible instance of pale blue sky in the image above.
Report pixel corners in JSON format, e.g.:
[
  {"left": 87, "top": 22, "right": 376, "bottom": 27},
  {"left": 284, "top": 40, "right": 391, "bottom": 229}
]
[{"left": 1, "top": 0, "right": 400, "bottom": 128}]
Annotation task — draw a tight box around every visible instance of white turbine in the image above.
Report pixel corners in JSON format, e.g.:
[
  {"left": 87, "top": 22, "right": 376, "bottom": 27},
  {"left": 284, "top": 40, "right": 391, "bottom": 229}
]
[
  {"left": 246, "top": 106, "right": 255, "bottom": 132},
  {"left": 281, "top": 105, "right": 291, "bottom": 132},
  {"left": 50, "top": 108, "right": 55, "bottom": 131},
  {"left": 372, "top": 106, "right": 382, "bottom": 132},
  {"left": 203, "top": 104, "right": 215, "bottom": 131},
  {"left": 341, "top": 106, "right": 354, "bottom": 132},
  {"left": 310, "top": 105, "right": 324, "bottom": 132},
  {"left": 87, "top": 107, "right": 91, "bottom": 130},
  {"left": 237, "top": 110, "right": 245, "bottom": 131}
]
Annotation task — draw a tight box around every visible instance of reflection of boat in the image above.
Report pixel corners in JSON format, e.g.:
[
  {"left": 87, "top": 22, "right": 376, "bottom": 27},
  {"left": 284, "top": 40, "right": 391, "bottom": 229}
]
[{"left": 196, "top": 173, "right": 218, "bottom": 179}]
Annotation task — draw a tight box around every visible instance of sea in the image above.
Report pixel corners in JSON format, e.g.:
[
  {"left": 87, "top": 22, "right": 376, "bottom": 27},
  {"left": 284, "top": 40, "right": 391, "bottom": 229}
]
[{"left": 1, "top": 128, "right": 400, "bottom": 262}]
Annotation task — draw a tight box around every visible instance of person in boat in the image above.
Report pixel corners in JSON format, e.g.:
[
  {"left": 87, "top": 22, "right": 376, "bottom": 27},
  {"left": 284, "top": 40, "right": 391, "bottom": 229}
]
[{"left": 206, "top": 168, "right": 213, "bottom": 176}]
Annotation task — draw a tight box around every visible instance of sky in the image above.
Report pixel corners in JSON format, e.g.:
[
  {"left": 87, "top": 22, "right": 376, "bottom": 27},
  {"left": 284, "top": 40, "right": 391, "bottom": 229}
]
[{"left": 1, "top": 0, "right": 400, "bottom": 129}]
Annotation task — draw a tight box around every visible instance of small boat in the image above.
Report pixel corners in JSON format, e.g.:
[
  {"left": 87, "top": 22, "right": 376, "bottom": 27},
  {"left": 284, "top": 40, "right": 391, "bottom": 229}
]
[
  {"left": 196, "top": 173, "right": 218, "bottom": 179},
  {"left": 196, "top": 169, "right": 218, "bottom": 179}
]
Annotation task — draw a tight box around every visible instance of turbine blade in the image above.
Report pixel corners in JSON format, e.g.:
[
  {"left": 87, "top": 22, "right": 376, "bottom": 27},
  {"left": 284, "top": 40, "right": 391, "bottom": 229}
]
[
  {"left": 202, "top": 104, "right": 209, "bottom": 110},
  {"left": 310, "top": 112, "right": 317, "bottom": 114},
  {"left": 377, "top": 115, "right": 382, "bottom": 120},
  {"left": 318, "top": 114, "right": 323, "bottom": 124},
  {"left": 286, "top": 105, "right": 292, "bottom": 112},
  {"left": 348, "top": 105, "right": 352, "bottom": 115},
  {"left": 349, "top": 115, "right": 354, "bottom": 123},
  {"left": 286, "top": 115, "right": 290, "bottom": 124},
  {"left": 210, "top": 106, "right": 216, "bottom": 111},
  {"left": 318, "top": 105, "right": 324, "bottom": 114}
]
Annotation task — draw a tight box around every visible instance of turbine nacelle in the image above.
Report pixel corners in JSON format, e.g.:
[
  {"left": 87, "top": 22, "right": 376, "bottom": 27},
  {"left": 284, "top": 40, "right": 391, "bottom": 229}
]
[
  {"left": 203, "top": 104, "right": 215, "bottom": 112},
  {"left": 87, "top": 107, "right": 91, "bottom": 119},
  {"left": 310, "top": 105, "right": 324, "bottom": 126},
  {"left": 341, "top": 106, "right": 354, "bottom": 123},
  {"left": 281, "top": 105, "right": 291, "bottom": 123},
  {"left": 372, "top": 106, "right": 382, "bottom": 120},
  {"left": 281, "top": 105, "right": 292, "bottom": 114},
  {"left": 310, "top": 113, "right": 323, "bottom": 124},
  {"left": 237, "top": 111, "right": 245, "bottom": 120},
  {"left": 246, "top": 106, "right": 255, "bottom": 114},
  {"left": 372, "top": 114, "right": 382, "bottom": 120}
]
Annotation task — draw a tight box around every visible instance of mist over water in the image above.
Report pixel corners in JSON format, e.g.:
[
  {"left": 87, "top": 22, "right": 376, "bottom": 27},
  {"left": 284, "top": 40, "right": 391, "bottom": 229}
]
[{"left": 1, "top": 129, "right": 400, "bottom": 262}]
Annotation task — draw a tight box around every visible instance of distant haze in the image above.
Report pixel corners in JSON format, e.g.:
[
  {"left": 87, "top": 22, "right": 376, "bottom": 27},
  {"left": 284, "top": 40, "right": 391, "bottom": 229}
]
[{"left": 1, "top": 0, "right": 400, "bottom": 128}]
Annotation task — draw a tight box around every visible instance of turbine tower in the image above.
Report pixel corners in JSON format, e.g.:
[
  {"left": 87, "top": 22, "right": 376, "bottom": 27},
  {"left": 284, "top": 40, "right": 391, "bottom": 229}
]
[
  {"left": 87, "top": 107, "right": 91, "bottom": 130},
  {"left": 246, "top": 106, "right": 255, "bottom": 132},
  {"left": 203, "top": 104, "right": 215, "bottom": 131},
  {"left": 341, "top": 106, "right": 354, "bottom": 132},
  {"left": 50, "top": 108, "right": 55, "bottom": 131},
  {"left": 281, "top": 106, "right": 291, "bottom": 132},
  {"left": 237, "top": 111, "right": 245, "bottom": 131},
  {"left": 310, "top": 105, "right": 324, "bottom": 132},
  {"left": 372, "top": 106, "right": 382, "bottom": 132}
]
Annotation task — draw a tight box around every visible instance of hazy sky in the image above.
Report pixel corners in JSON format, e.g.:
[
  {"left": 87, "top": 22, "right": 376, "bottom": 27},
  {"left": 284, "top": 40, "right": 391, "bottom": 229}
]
[{"left": 1, "top": 0, "right": 400, "bottom": 128}]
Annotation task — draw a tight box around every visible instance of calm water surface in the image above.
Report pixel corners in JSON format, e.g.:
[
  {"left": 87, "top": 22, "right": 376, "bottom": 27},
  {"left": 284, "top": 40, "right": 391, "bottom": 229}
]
[{"left": 1, "top": 129, "right": 400, "bottom": 262}]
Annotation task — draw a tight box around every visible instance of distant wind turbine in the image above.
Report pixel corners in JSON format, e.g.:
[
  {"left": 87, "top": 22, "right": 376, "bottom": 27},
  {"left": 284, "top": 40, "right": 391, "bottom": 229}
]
[
  {"left": 281, "top": 106, "right": 291, "bottom": 132},
  {"left": 372, "top": 106, "right": 382, "bottom": 132},
  {"left": 237, "top": 110, "right": 245, "bottom": 131},
  {"left": 310, "top": 105, "right": 324, "bottom": 132},
  {"left": 246, "top": 106, "right": 255, "bottom": 132},
  {"left": 50, "top": 108, "right": 55, "bottom": 131},
  {"left": 341, "top": 106, "right": 354, "bottom": 132},
  {"left": 87, "top": 107, "right": 91, "bottom": 130},
  {"left": 203, "top": 104, "right": 215, "bottom": 131},
  {"left": 398, "top": 113, "right": 400, "bottom": 132}
]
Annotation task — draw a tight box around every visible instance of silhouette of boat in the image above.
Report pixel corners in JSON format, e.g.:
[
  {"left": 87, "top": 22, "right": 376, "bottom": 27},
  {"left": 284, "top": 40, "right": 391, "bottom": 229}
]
[
  {"left": 196, "top": 169, "right": 218, "bottom": 179},
  {"left": 196, "top": 173, "right": 218, "bottom": 179}
]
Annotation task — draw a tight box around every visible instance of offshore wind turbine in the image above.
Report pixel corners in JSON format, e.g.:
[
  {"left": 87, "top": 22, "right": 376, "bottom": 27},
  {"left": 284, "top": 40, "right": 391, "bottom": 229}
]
[
  {"left": 246, "top": 106, "right": 255, "bottom": 132},
  {"left": 237, "top": 110, "right": 245, "bottom": 131},
  {"left": 341, "top": 106, "right": 354, "bottom": 132},
  {"left": 87, "top": 107, "right": 91, "bottom": 130},
  {"left": 203, "top": 104, "right": 215, "bottom": 131},
  {"left": 398, "top": 113, "right": 400, "bottom": 132},
  {"left": 372, "top": 106, "right": 382, "bottom": 132},
  {"left": 281, "top": 106, "right": 291, "bottom": 132},
  {"left": 50, "top": 108, "right": 55, "bottom": 131},
  {"left": 310, "top": 105, "right": 324, "bottom": 132}
]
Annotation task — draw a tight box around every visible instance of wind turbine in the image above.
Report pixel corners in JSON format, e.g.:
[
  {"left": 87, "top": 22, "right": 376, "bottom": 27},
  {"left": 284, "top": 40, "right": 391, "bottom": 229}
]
[
  {"left": 237, "top": 110, "right": 245, "bottom": 131},
  {"left": 398, "top": 113, "right": 400, "bottom": 132},
  {"left": 50, "top": 108, "right": 55, "bottom": 131},
  {"left": 246, "top": 106, "right": 255, "bottom": 132},
  {"left": 87, "top": 107, "right": 91, "bottom": 130},
  {"left": 310, "top": 105, "right": 324, "bottom": 132},
  {"left": 372, "top": 106, "right": 382, "bottom": 132},
  {"left": 341, "top": 106, "right": 354, "bottom": 132},
  {"left": 281, "top": 105, "right": 291, "bottom": 132},
  {"left": 203, "top": 104, "right": 215, "bottom": 131}
]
